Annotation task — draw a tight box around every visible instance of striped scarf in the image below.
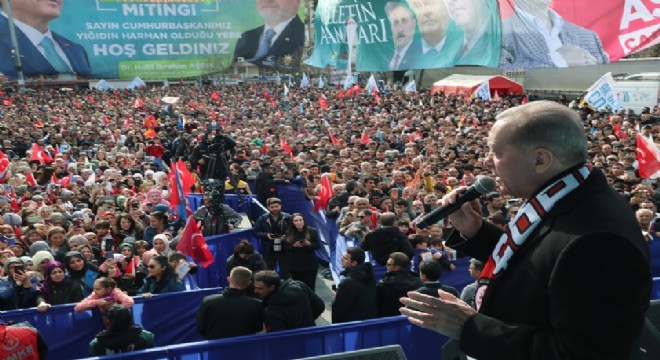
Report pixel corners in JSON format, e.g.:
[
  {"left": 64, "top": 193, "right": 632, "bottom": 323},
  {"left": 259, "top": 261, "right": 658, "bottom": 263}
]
[{"left": 474, "top": 164, "right": 592, "bottom": 311}]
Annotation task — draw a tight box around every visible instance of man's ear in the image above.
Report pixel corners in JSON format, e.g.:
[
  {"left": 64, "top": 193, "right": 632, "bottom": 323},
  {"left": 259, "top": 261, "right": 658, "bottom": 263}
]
[{"left": 533, "top": 147, "right": 554, "bottom": 174}]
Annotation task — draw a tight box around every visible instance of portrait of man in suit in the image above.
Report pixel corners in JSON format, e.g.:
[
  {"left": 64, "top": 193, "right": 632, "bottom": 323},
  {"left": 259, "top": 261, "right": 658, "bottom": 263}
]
[
  {"left": 0, "top": 0, "right": 91, "bottom": 78},
  {"left": 385, "top": 2, "right": 419, "bottom": 71},
  {"left": 234, "top": 0, "right": 305, "bottom": 70},
  {"left": 500, "top": 0, "right": 610, "bottom": 69},
  {"left": 444, "top": 0, "right": 500, "bottom": 67},
  {"left": 406, "top": 0, "right": 463, "bottom": 69}
]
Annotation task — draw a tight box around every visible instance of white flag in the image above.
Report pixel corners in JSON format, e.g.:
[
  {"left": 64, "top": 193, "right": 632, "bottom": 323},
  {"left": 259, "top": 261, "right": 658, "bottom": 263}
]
[
  {"left": 584, "top": 72, "right": 624, "bottom": 112},
  {"left": 301, "top": 73, "right": 310, "bottom": 88},
  {"left": 474, "top": 81, "right": 491, "bottom": 101},
  {"left": 318, "top": 76, "right": 325, "bottom": 89},
  {"left": 404, "top": 80, "right": 416, "bottom": 93},
  {"left": 343, "top": 74, "right": 353, "bottom": 90},
  {"left": 126, "top": 76, "right": 146, "bottom": 90},
  {"left": 366, "top": 74, "right": 379, "bottom": 94},
  {"left": 161, "top": 97, "right": 180, "bottom": 104},
  {"left": 96, "top": 80, "right": 114, "bottom": 91}
]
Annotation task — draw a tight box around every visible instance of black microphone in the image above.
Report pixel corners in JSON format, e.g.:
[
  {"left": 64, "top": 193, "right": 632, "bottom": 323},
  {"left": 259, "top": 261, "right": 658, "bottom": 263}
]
[{"left": 416, "top": 176, "right": 496, "bottom": 229}]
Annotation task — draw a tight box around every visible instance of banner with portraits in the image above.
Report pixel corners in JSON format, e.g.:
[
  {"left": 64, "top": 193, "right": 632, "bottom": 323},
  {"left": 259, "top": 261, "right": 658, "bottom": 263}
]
[
  {"left": 308, "top": 0, "right": 660, "bottom": 71},
  {"left": 0, "top": 0, "right": 307, "bottom": 79}
]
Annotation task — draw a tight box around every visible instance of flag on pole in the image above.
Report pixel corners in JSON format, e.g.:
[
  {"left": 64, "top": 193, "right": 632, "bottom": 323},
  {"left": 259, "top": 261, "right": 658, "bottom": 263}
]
[
  {"left": 376, "top": 128, "right": 383, "bottom": 143},
  {"left": 318, "top": 76, "right": 325, "bottom": 89},
  {"left": 329, "top": 132, "right": 340, "bottom": 146},
  {"left": 366, "top": 74, "right": 379, "bottom": 94},
  {"left": 96, "top": 79, "right": 114, "bottom": 91},
  {"left": 343, "top": 73, "right": 353, "bottom": 90},
  {"left": 134, "top": 98, "right": 145, "bottom": 108},
  {"left": 126, "top": 76, "right": 146, "bottom": 90},
  {"left": 176, "top": 217, "right": 215, "bottom": 268},
  {"left": 29, "top": 144, "right": 53, "bottom": 164},
  {"left": 300, "top": 73, "right": 310, "bottom": 89},
  {"left": 276, "top": 72, "right": 281, "bottom": 84},
  {"left": 584, "top": 72, "right": 624, "bottom": 112},
  {"left": 474, "top": 81, "right": 491, "bottom": 101},
  {"left": 318, "top": 95, "right": 328, "bottom": 109},
  {"left": 404, "top": 80, "right": 416, "bottom": 93},
  {"left": 360, "top": 132, "right": 370, "bottom": 144},
  {"left": 314, "top": 173, "right": 335, "bottom": 212},
  {"left": 288, "top": 77, "right": 294, "bottom": 87},
  {"left": 637, "top": 134, "right": 660, "bottom": 179}
]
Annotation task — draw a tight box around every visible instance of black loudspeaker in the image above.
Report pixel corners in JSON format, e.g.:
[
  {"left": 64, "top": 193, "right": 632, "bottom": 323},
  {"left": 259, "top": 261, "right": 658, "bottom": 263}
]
[{"left": 296, "top": 345, "right": 407, "bottom": 360}]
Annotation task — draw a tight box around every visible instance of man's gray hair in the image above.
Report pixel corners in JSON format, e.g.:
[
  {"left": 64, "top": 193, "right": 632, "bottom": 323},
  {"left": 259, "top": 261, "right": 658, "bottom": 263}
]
[{"left": 496, "top": 101, "right": 588, "bottom": 166}]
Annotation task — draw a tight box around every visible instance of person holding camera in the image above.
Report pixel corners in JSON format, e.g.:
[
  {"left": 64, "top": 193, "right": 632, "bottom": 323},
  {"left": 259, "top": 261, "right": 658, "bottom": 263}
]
[
  {"left": 192, "top": 194, "right": 243, "bottom": 236},
  {"left": 254, "top": 198, "right": 291, "bottom": 278}
]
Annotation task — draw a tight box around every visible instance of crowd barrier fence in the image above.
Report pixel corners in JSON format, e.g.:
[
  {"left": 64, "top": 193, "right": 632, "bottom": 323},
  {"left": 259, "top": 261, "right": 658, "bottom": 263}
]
[
  {"left": 90, "top": 315, "right": 449, "bottom": 360},
  {"left": 1, "top": 288, "right": 219, "bottom": 359}
]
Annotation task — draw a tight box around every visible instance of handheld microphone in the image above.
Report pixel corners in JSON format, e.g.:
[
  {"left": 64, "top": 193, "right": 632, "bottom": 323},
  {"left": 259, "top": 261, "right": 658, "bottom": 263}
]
[{"left": 416, "top": 176, "right": 496, "bottom": 229}]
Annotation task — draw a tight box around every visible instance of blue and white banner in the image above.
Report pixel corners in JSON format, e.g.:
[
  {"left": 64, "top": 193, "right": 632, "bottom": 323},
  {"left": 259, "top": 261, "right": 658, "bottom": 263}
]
[
  {"left": 404, "top": 80, "right": 416, "bottom": 93},
  {"left": 585, "top": 73, "right": 624, "bottom": 111},
  {"left": 474, "top": 81, "right": 491, "bottom": 101}
]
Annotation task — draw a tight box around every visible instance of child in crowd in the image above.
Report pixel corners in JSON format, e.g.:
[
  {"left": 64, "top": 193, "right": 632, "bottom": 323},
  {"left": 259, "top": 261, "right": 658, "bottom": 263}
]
[
  {"left": 74, "top": 277, "right": 134, "bottom": 312},
  {"left": 409, "top": 234, "right": 442, "bottom": 274}
]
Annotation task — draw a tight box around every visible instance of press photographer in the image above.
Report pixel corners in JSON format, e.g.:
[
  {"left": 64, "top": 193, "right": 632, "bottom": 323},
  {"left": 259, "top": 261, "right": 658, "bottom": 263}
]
[
  {"left": 192, "top": 181, "right": 243, "bottom": 236},
  {"left": 189, "top": 125, "right": 236, "bottom": 186}
]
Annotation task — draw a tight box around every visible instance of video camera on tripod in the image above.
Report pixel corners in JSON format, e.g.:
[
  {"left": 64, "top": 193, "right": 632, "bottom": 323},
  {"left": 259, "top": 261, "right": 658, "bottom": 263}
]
[{"left": 201, "top": 178, "right": 225, "bottom": 215}]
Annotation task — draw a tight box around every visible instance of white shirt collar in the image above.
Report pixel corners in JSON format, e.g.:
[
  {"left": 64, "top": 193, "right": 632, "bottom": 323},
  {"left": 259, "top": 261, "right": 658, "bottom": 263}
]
[
  {"left": 516, "top": 7, "right": 566, "bottom": 67},
  {"left": 262, "top": 16, "right": 296, "bottom": 46},
  {"left": 1, "top": 12, "right": 52, "bottom": 49},
  {"left": 421, "top": 36, "right": 446, "bottom": 54}
]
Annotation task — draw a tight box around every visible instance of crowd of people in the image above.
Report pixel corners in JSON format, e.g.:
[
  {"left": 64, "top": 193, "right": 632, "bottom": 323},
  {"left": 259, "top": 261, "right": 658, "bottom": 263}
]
[{"left": 0, "top": 80, "right": 659, "bottom": 355}]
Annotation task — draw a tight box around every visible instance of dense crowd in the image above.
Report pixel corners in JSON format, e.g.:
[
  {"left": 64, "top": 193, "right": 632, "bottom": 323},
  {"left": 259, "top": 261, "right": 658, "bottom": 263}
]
[{"left": 0, "top": 81, "right": 659, "bottom": 355}]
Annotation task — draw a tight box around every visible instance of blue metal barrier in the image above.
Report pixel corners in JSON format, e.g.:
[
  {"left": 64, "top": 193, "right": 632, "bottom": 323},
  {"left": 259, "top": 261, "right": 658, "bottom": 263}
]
[
  {"left": 191, "top": 229, "right": 260, "bottom": 288},
  {"left": 652, "top": 277, "right": 660, "bottom": 300},
  {"left": 0, "top": 288, "right": 221, "bottom": 359},
  {"left": 91, "top": 316, "right": 449, "bottom": 360}
]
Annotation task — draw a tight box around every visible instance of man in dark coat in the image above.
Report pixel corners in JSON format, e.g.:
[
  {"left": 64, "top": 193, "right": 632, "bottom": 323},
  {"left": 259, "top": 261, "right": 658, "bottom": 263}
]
[
  {"left": 253, "top": 270, "right": 324, "bottom": 332},
  {"left": 197, "top": 266, "right": 263, "bottom": 340},
  {"left": 361, "top": 212, "right": 415, "bottom": 266},
  {"left": 254, "top": 163, "right": 278, "bottom": 205},
  {"left": 332, "top": 247, "right": 378, "bottom": 323},
  {"left": 401, "top": 101, "right": 651, "bottom": 360},
  {"left": 376, "top": 252, "right": 423, "bottom": 317},
  {"left": 415, "top": 260, "right": 459, "bottom": 298},
  {"left": 233, "top": 0, "right": 305, "bottom": 69},
  {"left": 253, "top": 198, "right": 292, "bottom": 277}
]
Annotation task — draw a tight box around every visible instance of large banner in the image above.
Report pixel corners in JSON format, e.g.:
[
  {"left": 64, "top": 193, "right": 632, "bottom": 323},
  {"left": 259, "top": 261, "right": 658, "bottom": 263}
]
[
  {"left": 0, "top": 0, "right": 306, "bottom": 79},
  {"left": 308, "top": 0, "right": 660, "bottom": 71}
]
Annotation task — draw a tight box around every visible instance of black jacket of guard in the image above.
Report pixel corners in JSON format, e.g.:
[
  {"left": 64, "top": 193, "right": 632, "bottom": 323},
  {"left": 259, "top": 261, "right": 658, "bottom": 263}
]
[
  {"left": 332, "top": 262, "right": 378, "bottom": 323},
  {"left": 197, "top": 287, "right": 263, "bottom": 340}
]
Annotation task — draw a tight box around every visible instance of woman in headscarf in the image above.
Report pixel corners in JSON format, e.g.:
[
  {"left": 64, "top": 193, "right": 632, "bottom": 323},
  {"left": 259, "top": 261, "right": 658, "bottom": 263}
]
[
  {"left": 141, "top": 189, "right": 169, "bottom": 212},
  {"left": 31, "top": 250, "right": 55, "bottom": 281},
  {"left": 115, "top": 242, "right": 144, "bottom": 295},
  {"left": 35, "top": 261, "right": 83, "bottom": 312},
  {"left": 64, "top": 251, "right": 99, "bottom": 297}
]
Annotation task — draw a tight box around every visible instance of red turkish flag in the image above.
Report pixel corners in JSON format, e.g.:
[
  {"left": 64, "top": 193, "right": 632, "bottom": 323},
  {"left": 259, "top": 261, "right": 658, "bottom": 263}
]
[
  {"left": 134, "top": 98, "right": 145, "bottom": 108},
  {"left": 360, "top": 132, "right": 370, "bottom": 144},
  {"left": 636, "top": 134, "right": 660, "bottom": 179},
  {"left": 176, "top": 217, "right": 214, "bottom": 268},
  {"left": 318, "top": 96, "right": 328, "bottom": 109},
  {"left": 280, "top": 138, "right": 292, "bottom": 154},
  {"left": 329, "top": 132, "right": 340, "bottom": 146},
  {"left": 26, "top": 172, "right": 37, "bottom": 187},
  {"left": 211, "top": 91, "right": 219, "bottom": 101},
  {"left": 314, "top": 173, "right": 334, "bottom": 212},
  {"left": 10, "top": 188, "right": 19, "bottom": 213},
  {"left": 29, "top": 144, "right": 53, "bottom": 164}
]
